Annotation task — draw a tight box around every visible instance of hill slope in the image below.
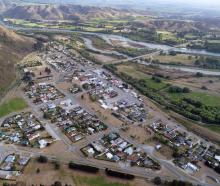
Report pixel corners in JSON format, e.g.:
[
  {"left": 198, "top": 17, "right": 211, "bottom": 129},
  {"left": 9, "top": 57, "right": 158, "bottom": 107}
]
[
  {"left": 3, "top": 4, "right": 133, "bottom": 21},
  {"left": 0, "top": 26, "right": 35, "bottom": 95}
]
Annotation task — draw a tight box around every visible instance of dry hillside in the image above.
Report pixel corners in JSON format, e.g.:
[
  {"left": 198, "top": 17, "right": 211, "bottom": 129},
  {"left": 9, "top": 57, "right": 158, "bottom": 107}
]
[
  {"left": 3, "top": 4, "right": 133, "bottom": 21},
  {"left": 0, "top": 26, "right": 35, "bottom": 94}
]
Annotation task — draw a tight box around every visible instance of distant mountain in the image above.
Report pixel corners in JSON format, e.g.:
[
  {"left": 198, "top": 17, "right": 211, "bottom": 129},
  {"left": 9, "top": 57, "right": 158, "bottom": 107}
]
[
  {"left": 3, "top": 4, "right": 134, "bottom": 21},
  {"left": 18, "top": 0, "right": 220, "bottom": 11},
  {"left": 0, "top": 25, "right": 35, "bottom": 93},
  {"left": 0, "top": 0, "right": 18, "bottom": 12}
]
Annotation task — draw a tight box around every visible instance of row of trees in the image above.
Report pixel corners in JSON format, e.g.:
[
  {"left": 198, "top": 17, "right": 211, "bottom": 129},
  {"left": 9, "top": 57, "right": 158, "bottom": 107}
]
[
  {"left": 168, "top": 86, "right": 190, "bottom": 93},
  {"left": 154, "top": 177, "right": 193, "bottom": 186},
  {"left": 115, "top": 46, "right": 153, "bottom": 57},
  {"left": 188, "top": 40, "right": 220, "bottom": 53},
  {"left": 194, "top": 57, "right": 220, "bottom": 69},
  {"left": 171, "top": 98, "right": 220, "bottom": 123}
]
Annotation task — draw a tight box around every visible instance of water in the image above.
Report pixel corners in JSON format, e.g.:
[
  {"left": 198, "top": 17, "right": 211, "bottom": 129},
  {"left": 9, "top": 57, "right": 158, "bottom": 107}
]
[
  {"left": 97, "top": 34, "right": 220, "bottom": 57},
  {"left": 138, "top": 61, "right": 220, "bottom": 76},
  {"left": 82, "top": 37, "right": 129, "bottom": 58},
  {"left": 2, "top": 20, "right": 220, "bottom": 57},
  {"left": 2, "top": 20, "right": 220, "bottom": 75}
]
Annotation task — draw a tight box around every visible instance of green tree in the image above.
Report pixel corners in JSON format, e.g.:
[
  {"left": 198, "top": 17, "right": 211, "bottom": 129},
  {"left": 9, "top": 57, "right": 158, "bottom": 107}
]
[{"left": 154, "top": 176, "right": 162, "bottom": 185}]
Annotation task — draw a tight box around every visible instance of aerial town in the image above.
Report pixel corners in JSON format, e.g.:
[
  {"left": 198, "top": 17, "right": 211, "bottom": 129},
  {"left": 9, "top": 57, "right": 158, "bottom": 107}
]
[{"left": 0, "top": 0, "right": 220, "bottom": 186}]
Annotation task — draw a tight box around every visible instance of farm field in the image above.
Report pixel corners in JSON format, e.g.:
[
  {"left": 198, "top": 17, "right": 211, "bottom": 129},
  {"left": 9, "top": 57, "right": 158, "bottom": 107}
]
[
  {"left": 169, "top": 76, "right": 220, "bottom": 95},
  {"left": 117, "top": 63, "right": 220, "bottom": 106},
  {"left": 151, "top": 53, "right": 196, "bottom": 66},
  {"left": 117, "top": 64, "right": 169, "bottom": 91},
  {"left": 156, "top": 30, "right": 185, "bottom": 44},
  {"left": 165, "top": 90, "right": 220, "bottom": 107},
  {"left": 91, "top": 53, "right": 118, "bottom": 64},
  {"left": 108, "top": 62, "right": 220, "bottom": 132}
]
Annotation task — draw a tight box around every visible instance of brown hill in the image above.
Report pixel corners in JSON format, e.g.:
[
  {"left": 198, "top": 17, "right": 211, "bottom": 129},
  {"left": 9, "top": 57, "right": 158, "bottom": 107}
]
[
  {"left": 0, "top": 26, "right": 35, "bottom": 94},
  {"left": 3, "top": 4, "right": 132, "bottom": 21},
  {"left": 151, "top": 19, "right": 207, "bottom": 32},
  {"left": 131, "top": 19, "right": 208, "bottom": 33}
]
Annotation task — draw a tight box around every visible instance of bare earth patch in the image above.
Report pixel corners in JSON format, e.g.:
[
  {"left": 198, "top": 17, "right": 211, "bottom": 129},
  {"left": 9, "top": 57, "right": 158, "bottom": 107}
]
[
  {"left": 77, "top": 93, "right": 123, "bottom": 127},
  {"left": 92, "top": 53, "right": 118, "bottom": 64},
  {"left": 17, "top": 159, "right": 155, "bottom": 186},
  {"left": 123, "top": 125, "right": 153, "bottom": 144}
]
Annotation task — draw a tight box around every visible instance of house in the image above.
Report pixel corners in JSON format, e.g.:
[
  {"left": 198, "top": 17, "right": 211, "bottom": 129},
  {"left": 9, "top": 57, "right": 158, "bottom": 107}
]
[
  {"left": 124, "top": 147, "right": 133, "bottom": 155},
  {"left": 113, "top": 155, "right": 120, "bottom": 162},
  {"left": 187, "top": 163, "right": 199, "bottom": 172},
  {"left": 10, "top": 135, "right": 20, "bottom": 143},
  {"left": 119, "top": 141, "right": 128, "bottom": 149},
  {"left": 28, "top": 133, "right": 40, "bottom": 141},
  {"left": 91, "top": 142, "right": 104, "bottom": 153},
  {"left": 74, "top": 134, "right": 83, "bottom": 142},
  {"left": 214, "top": 155, "right": 220, "bottom": 162},
  {"left": 18, "top": 157, "right": 30, "bottom": 166},
  {"left": 106, "top": 152, "right": 113, "bottom": 159},
  {"left": 88, "top": 127, "right": 95, "bottom": 134},
  {"left": 87, "top": 147, "right": 95, "bottom": 155},
  {"left": 155, "top": 144, "right": 162, "bottom": 150},
  {"left": 5, "top": 155, "right": 15, "bottom": 163},
  {"left": 47, "top": 103, "right": 56, "bottom": 111},
  {"left": 38, "top": 139, "right": 48, "bottom": 148}
]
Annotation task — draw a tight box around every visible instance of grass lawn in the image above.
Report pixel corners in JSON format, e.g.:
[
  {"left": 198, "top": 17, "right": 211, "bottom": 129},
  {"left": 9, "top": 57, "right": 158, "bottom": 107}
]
[
  {"left": 19, "top": 159, "right": 140, "bottom": 186},
  {"left": 205, "top": 125, "right": 220, "bottom": 134},
  {"left": 166, "top": 90, "right": 220, "bottom": 107},
  {"left": 0, "top": 97, "right": 28, "bottom": 118},
  {"left": 85, "top": 35, "right": 112, "bottom": 50},
  {"left": 152, "top": 54, "right": 196, "bottom": 65},
  {"left": 83, "top": 27, "right": 106, "bottom": 32},
  {"left": 74, "top": 176, "right": 130, "bottom": 186},
  {"left": 184, "top": 33, "right": 199, "bottom": 40},
  {"left": 157, "top": 31, "right": 175, "bottom": 40},
  {"left": 142, "top": 78, "right": 168, "bottom": 91},
  {"left": 186, "top": 92, "right": 220, "bottom": 107},
  {"left": 117, "top": 64, "right": 167, "bottom": 91},
  {"left": 156, "top": 31, "right": 184, "bottom": 43},
  {"left": 207, "top": 40, "right": 220, "bottom": 44},
  {"left": 117, "top": 65, "right": 148, "bottom": 79}
]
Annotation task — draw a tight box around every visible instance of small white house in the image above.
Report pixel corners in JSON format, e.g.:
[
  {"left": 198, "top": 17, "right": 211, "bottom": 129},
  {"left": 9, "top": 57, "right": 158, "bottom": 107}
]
[
  {"left": 187, "top": 163, "right": 199, "bottom": 172},
  {"left": 38, "top": 139, "right": 48, "bottom": 148}
]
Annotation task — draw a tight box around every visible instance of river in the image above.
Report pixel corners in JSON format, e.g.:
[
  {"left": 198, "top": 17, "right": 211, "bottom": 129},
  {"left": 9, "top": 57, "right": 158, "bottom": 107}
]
[
  {"left": 2, "top": 21, "right": 220, "bottom": 76},
  {"left": 82, "top": 37, "right": 129, "bottom": 58},
  {"left": 1, "top": 20, "right": 220, "bottom": 57},
  {"left": 138, "top": 61, "right": 220, "bottom": 76}
]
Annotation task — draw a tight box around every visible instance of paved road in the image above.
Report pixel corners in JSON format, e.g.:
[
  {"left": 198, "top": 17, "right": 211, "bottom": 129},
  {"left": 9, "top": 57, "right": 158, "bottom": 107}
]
[
  {"left": 39, "top": 65, "right": 212, "bottom": 186},
  {"left": 0, "top": 38, "right": 216, "bottom": 186},
  {"left": 16, "top": 73, "right": 196, "bottom": 184},
  {"left": 18, "top": 54, "right": 214, "bottom": 186}
]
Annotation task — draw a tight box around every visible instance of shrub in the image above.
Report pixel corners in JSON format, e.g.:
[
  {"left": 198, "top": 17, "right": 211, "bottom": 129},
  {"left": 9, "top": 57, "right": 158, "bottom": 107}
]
[
  {"left": 68, "top": 161, "right": 99, "bottom": 173},
  {"left": 52, "top": 181, "right": 62, "bottom": 186},
  {"left": 105, "top": 168, "right": 135, "bottom": 180},
  {"left": 195, "top": 72, "right": 203, "bottom": 77},
  {"left": 37, "top": 156, "right": 48, "bottom": 163},
  {"left": 54, "top": 161, "right": 60, "bottom": 170},
  {"left": 182, "top": 87, "right": 190, "bottom": 93},
  {"left": 201, "top": 86, "right": 208, "bottom": 90},
  {"left": 36, "top": 168, "right": 40, "bottom": 173},
  {"left": 154, "top": 176, "right": 162, "bottom": 185}
]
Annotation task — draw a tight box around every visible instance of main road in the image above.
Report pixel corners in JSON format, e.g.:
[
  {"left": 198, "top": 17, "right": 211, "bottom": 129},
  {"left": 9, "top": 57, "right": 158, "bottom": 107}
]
[
  {"left": 0, "top": 21, "right": 218, "bottom": 185},
  {"left": 16, "top": 59, "right": 212, "bottom": 186}
]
